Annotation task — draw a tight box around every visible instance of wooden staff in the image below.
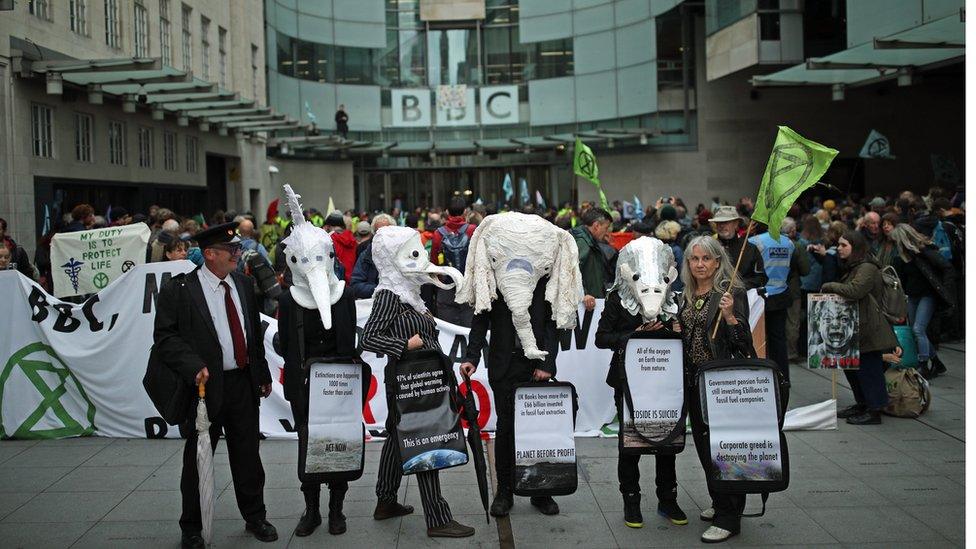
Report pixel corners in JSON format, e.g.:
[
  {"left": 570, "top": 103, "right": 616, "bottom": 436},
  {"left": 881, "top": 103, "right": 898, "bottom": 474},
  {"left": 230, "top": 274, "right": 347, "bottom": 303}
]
[
  {"left": 711, "top": 219, "right": 755, "bottom": 340},
  {"left": 831, "top": 370, "right": 837, "bottom": 401}
]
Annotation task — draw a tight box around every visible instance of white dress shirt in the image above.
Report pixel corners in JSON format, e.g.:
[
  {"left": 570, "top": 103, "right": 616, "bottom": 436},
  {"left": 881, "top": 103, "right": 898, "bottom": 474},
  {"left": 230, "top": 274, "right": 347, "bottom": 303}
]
[{"left": 198, "top": 265, "right": 248, "bottom": 371}]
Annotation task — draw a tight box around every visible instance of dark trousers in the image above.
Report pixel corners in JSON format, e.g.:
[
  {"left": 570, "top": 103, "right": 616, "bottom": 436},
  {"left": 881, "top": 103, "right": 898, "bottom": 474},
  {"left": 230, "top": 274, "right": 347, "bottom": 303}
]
[
  {"left": 376, "top": 392, "right": 453, "bottom": 528},
  {"left": 288, "top": 400, "right": 349, "bottom": 500},
  {"left": 765, "top": 307, "right": 790, "bottom": 383},
  {"left": 843, "top": 351, "right": 888, "bottom": 411},
  {"left": 614, "top": 390, "right": 678, "bottom": 500},
  {"left": 488, "top": 356, "right": 535, "bottom": 492},
  {"left": 688, "top": 381, "right": 746, "bottom": 534},
  {"left": 180, "top": 369, "right": 266, "bottom": 535}
]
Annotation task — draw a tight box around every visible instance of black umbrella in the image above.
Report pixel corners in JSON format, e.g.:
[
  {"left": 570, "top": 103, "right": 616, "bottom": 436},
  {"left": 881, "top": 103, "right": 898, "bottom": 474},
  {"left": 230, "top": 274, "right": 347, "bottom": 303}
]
[{"left": 460, "top": 375, "right": 490, "bottom": 523}]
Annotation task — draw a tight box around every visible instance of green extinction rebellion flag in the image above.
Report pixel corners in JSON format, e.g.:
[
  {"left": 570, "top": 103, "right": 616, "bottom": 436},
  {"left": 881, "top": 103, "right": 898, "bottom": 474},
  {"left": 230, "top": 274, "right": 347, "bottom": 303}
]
[
  {"left": 573, "top": 138, "right": 609, "bottom": 210},
  {"left": 752, "top": 126, "right": 839, "bottom": 240}
]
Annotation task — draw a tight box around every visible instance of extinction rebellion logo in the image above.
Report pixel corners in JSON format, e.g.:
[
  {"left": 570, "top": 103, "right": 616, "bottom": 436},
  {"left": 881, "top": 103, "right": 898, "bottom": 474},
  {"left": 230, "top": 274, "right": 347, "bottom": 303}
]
[{"left": 0, "top": 342, "right": 96, "bottom": 439}]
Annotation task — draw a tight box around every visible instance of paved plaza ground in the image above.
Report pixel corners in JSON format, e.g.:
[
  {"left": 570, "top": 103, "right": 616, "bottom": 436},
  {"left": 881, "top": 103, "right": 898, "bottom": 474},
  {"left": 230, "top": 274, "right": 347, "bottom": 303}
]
[{"left": 0, "top": 344, "right": 965, "bottom": 548}]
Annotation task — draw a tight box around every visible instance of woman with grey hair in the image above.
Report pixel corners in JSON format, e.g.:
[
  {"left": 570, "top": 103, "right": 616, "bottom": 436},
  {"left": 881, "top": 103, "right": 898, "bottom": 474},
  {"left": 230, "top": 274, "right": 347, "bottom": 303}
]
[
  {"left": 888, "top": 223, "right": 955, "bottom": 378},
  {"left": 678, "top": 236, "right": 755, "bottom": 543}
]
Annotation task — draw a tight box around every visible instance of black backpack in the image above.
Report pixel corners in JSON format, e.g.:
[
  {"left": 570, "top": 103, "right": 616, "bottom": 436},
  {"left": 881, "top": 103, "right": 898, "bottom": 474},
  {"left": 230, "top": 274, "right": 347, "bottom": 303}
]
[{"left": 437, "top": 224, "right": 470, "bottom": 272}]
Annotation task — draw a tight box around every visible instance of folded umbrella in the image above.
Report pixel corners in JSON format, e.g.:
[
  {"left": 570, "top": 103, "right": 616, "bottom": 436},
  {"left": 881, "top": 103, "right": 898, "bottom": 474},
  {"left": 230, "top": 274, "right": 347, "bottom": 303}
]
[
  {"left": 460, "top": 375, "right": 490, "bottom": 523},
  {"left": 196, "top": 382, "right": 215, "bottom": 545}
]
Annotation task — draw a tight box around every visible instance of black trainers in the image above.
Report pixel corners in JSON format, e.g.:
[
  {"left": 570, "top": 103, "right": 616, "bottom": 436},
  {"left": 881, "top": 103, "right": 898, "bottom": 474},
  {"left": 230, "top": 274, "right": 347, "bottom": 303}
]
[
  {"left": 373, "top": 501, "right": 414, "bottom": 520},
  {"left": 490, "top": 490, "right": 514, "bottom": 517},
  {"left": 846, "top": 410, "right": 882, "bottom": 425},
  {"left": 931, "top": 356, "right": 947, "bottom": 376},
  {"left": 837, "top": 404, "right": 866, "bottom": 418},
  {"left": 623, "top": 492, "right": 643, "bottom": 528},
  {"left": 657, "top": 500, "right": 688, "bottom": 525}
]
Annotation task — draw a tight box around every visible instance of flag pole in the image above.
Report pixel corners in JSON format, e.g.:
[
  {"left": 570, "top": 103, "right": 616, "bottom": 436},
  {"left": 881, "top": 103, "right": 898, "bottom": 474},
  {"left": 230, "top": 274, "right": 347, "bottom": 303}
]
[
  {"left": 711, "top": 218, "right": 754, "bottom": 340},
  {"left": 831, "top": 370, "right": 837, "bottom": 401}
]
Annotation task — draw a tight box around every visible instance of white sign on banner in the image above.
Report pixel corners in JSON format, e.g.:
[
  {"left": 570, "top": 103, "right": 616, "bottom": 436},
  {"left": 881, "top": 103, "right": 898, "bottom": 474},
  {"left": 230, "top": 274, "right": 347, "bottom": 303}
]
[
  {"left": 479, "top": 85, "right": 519, "bottom": 125},
  {"left": 622, "top": 338, "right": 683, "bottom": 447},
  {"left": 306, "top": 362, "right": 363, "bottom": 473},
  {"left": 50, "top": 223, "right": 150, "bottom": 298},
  {"left": 513, "top": 384, "right": 576, "bottom": 493},
  {"left": 391, "top": 88, "right": 432, "bottom": 127},
  {"left": 703, "top": 367, "right": 783, "bottom": 481}
]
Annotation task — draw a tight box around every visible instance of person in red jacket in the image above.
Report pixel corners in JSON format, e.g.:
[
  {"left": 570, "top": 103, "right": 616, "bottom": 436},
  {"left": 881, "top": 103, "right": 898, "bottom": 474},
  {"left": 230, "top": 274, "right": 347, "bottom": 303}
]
[
  {"left": 324, "top": 212, "right": 357, "bottom": 283},
  {"left": 430, "top": 199, "right": 477, "bottom": 326}
]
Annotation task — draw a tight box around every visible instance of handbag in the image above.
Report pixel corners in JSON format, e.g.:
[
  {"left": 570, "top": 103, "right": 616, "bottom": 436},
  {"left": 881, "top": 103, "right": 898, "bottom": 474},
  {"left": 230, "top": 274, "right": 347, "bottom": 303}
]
[
  {"left": 618, "top": 331, "right": 686, "bottom": 456},
  {"left": 691, "top": 358, "right": 789, "bottom": 518},
  {"left": 298, "top": 357, "right": 370, "bottom": 484},
  {"left": 511, "top": 379, "right": 579, "bottom": 497},
  {"left": 390, "top": 349, "right": 468, "bottom": 475}
]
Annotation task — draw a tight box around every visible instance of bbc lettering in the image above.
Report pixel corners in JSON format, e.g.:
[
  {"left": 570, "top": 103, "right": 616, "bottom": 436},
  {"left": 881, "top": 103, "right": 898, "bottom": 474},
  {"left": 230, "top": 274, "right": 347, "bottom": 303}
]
[{"left": 391, "top": 85, "right": 519, "bottom": 128}]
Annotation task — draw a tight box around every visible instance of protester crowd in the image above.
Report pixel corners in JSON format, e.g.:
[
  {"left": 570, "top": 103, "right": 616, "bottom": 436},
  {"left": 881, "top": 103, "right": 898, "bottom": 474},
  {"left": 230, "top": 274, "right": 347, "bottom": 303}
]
[{"left": 5, "top": 183, "right": 964, "bottom": 546}]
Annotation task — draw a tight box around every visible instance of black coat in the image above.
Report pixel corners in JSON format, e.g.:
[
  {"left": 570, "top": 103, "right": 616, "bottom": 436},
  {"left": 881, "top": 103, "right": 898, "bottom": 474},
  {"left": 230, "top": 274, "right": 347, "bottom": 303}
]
[
  {"left": 595, "top": 291, "right": 677, "bottom": 390},
  {"left": 893, "top": 245, "right": 957, "bottom": 310},
  {"left": 718, "top": 236, "right": 768, "bottom": 292},
  {"left": 677, "top": 287, "right": 755, "bottom": 363},
  {"left": 277, "top": 286, "right": 358, "bottom": 404},
  {"left": 151, "top": 267, "right": 272, "bottom": 421},
  {"left": 464, "top": 277, "right": 559, "bottom": 381}
]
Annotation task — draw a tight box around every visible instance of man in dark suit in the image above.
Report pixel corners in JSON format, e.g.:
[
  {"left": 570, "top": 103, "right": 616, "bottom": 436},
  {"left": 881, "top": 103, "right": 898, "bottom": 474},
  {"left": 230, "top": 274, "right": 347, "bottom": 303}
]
[
  {"left": 459, "top": 277, "right": 561, "bottom": 518},
  {"left": 152, "top": 222, "right": 277, "bottom": 549}
]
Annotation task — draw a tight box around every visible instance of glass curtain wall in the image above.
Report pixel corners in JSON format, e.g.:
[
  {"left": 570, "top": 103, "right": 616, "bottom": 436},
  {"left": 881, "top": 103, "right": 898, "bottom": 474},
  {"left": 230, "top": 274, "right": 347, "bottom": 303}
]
[{"left": 274, "top": 1, "right": 573, "bottom": 89}]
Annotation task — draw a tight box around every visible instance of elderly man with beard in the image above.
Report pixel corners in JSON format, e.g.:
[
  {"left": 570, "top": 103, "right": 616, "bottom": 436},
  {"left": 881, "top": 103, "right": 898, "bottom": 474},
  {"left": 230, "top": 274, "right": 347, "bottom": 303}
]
[
  {"left": 709, "top": 206, "right": 767, "bottom": 291},
  {"left": 808, "top": 299, "right": 857, "bottom": 369}
]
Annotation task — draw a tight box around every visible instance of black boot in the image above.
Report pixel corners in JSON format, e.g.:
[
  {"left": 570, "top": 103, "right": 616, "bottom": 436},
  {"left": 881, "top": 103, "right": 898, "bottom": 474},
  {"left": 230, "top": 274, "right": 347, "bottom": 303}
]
[
  {"left": 846, "top": 409, "right": 882, "bottom": 425},
  {"left": 490, "top": 489, "right": 514, "bottom": 517},
  {"left": 837, "top": 403, "right": 866, "bottom": 419},
  {"left": 295, "top": 489, "right": 322, "bottom": 537},
  {"left": 623, "top": 492, "right": 643, "bottom": 528},
  {"left": 328, "top": 488, "right": 347, "bottom": 535},
  {"left": 918, "top": 360, "right": 935, "bottom": 380},
  {"left": 931, "top": 355, "right": 947, "bottom": 376}
]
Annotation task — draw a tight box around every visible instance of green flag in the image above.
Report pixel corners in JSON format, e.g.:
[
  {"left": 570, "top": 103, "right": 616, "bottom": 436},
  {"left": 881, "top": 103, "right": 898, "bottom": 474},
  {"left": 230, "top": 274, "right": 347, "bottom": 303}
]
[
  {"left": 573, "top": 138, "right": 609, "bottom": 210},
  {"left": 752, "top": 126, "right": 838, "bottom": 240}
]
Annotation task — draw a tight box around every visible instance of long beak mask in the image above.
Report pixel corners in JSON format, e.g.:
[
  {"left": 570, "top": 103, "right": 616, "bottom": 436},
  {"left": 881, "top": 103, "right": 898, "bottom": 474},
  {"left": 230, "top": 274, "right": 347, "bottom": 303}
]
[
  {"left": 280, "top": 183, "right": 345, "bottom": 330},
  {"left": 395, "top": 236, "right": 464, "bottom": 291}
]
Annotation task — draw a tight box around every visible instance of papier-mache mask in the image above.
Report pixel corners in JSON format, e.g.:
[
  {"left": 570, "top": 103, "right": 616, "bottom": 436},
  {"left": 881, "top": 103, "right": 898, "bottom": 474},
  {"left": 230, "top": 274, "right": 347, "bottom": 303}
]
[
  {"left": 610, "top": 236, "right": 678, "bottom": 322},
  {"left": 280, "top": 184, "right": 344, "bottom": 329},
  {"left": 372, "top": 225, "right": 463, "bottom": 313},
  {"left": 455, "top": 212, "right": 583, "bottom": 360}
]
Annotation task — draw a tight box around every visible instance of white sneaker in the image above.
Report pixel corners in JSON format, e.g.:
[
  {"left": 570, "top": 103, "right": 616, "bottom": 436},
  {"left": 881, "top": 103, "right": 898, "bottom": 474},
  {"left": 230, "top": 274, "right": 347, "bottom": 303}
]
[
  {"left": 701, "top": 525, "right": 734, "bottom": 543},
  {"left": 699, "top": 507, "right": 715, "bottom": 521}
]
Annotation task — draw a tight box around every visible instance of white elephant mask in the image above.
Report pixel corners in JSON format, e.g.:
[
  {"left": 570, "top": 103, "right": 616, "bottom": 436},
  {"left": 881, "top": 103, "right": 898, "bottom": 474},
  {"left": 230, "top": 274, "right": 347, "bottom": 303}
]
[
  {"left": 372, "top": 226, "right": 463, "bottom": 313},
  {"left": 455, "top": 212, "right": 583, "bottom": 360},
  {"left": 280, "top": 184, "right": 345, "bottom": 329},
  {"left": 610, "top": 236, "right": 678, "bottom": 322}
]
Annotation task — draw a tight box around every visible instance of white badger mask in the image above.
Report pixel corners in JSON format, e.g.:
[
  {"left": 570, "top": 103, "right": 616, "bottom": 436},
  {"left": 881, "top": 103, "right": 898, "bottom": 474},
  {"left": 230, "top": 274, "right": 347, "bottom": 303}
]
[
  {"left": 280, "top": 184, "right": 345, "bottom": 329},
  {"left": 610, "top": 236, "right": 678, "bottom": 322},
  {"left": 372, "top": 226, "right": 464, "bottom": 313},
  {"left": 455, "top": 212, "right": 583, "bottom": 360}
]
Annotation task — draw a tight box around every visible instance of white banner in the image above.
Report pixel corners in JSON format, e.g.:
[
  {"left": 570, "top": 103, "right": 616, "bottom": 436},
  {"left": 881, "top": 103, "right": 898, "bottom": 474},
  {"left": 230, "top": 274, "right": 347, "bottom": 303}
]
[
  {"left": 0, "top": 263, "right": 615, "bottom": 440},
  {"left": 704, "top": 367, "right": 783, "bottom": 481},
  {"left": 0, "top": 264, "right": 766, "bottom": 441},
  {"left": 51, "top": 223, "right": 150, "bottom": 298}
]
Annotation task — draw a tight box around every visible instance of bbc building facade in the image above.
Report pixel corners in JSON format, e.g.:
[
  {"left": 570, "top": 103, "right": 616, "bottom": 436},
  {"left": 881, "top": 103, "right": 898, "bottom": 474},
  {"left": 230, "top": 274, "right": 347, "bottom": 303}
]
[{"left": 265, "top": 0, "right": 964, "bottom": 215}]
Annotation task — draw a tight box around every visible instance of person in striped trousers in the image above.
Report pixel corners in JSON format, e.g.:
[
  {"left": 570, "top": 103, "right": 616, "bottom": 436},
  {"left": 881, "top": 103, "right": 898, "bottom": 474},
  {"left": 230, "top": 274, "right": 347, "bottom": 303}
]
[{"left": 361, "top": 226, "right": 474, "bottom": 538}]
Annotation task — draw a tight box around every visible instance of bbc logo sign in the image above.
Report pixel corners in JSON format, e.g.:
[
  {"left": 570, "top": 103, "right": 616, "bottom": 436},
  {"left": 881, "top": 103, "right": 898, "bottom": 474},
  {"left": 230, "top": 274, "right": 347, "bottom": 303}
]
[{"left": 391, "top": 85, "right": 519, "bottom": 128}]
